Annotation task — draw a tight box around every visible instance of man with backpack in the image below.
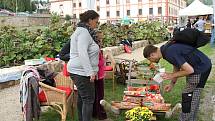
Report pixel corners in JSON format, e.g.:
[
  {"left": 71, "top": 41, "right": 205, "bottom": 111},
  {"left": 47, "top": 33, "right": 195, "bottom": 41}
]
[{"left": 143, "top": 28, "right": 211, "bottom": 121}]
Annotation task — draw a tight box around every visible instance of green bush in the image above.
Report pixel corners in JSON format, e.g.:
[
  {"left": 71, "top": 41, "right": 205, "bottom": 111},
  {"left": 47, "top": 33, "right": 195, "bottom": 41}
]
[
  {"left": 0, "top": 15, "right": 168, "bottom": 67},
  {"left": 100, "top": 21, "right": 168, "bottom": 47},
  {"left": 0, "top": 13, "right": 73, "bottom": 67}
]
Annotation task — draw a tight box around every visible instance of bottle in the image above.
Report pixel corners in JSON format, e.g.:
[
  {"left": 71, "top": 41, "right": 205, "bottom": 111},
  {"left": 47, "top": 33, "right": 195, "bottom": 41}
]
[{"left": 153, "top": 68, "right": 165, "bottom": 83}]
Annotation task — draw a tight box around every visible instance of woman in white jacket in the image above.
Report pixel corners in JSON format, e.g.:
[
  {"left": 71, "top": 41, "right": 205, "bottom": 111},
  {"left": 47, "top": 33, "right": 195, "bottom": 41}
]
[{"left": 67, "top": 10, "right": 100, "bottom": 121}]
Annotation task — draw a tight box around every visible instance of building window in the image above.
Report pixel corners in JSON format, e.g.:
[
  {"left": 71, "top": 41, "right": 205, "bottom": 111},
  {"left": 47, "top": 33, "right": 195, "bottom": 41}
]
[
  {"left": 79, "top": 2, "right": 81, "bottom": 7},
  {"left": 158, "top": 7, "right": 162, "bottom": 14},
  {"left": 127, "top": 10, "right": 130, "bottom": 16},
  {"left": 126, "top": 0, "right": 130, "bottom": 3},
  {"left": 149, "top": 8, "right": 153, "bottom": 14},
  {"left": 116, "top": 11, "right": 120, "bottom": 16},
  {"left": 172, "top": 8, "right": 174, "bottom": 15},
  {"left": 59, "top": 4, "right": 63, "bottom": 15},
  {"left": 138, "top": 0, "right": 142, "bottom": 2},
  {"left": 138, "top": 9, "right": 142, "bottom": 15},
  {"left": 106, "top": 0, "right": 109, "bottom": 4},
  {"left": 116, "top": 0, "right": 120, "bottom": 4},
  {"left": 73, "top": 14, "right": 76, "bottom": 18},
  {"left": 107, "top": 11, "right": 110, "bottom": 17},
  {"left": 73, "top": 3, "right": 76, "bottom": 8},
  {"left": 97, "top": 6, "right": 100, "bottom": 11}
]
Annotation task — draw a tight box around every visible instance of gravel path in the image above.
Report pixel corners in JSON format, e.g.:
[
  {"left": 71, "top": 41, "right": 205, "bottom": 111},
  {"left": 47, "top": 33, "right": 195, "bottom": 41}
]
[
  {"left": 198, "top": 48, "right": 215, "bottom": 121},
  {"left": 0, "top": 85, "right": 22, "bottom": 121},
  {"left": 114, "top": 41, "right": 166, "bottom": 62}
]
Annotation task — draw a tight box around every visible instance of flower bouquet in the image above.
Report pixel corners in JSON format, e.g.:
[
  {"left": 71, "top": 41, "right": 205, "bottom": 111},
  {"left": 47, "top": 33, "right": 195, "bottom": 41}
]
[{"left": 125, "top": 107, "right": 153, "bottom": 121}]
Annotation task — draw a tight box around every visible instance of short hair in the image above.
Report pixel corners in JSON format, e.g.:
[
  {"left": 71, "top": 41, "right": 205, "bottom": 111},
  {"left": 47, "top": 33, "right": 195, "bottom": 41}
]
[
  {"left": 143, "top": 44, "right": 158, "bottom": 58},
  {"left": 79, "top": 10, "right": 99, "bottom": 23}
]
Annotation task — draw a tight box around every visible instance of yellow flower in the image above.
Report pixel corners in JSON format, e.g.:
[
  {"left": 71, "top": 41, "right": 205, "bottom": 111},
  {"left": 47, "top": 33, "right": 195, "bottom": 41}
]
[{"left": 125, "top": 107, "right": 153, "bottom": 121}]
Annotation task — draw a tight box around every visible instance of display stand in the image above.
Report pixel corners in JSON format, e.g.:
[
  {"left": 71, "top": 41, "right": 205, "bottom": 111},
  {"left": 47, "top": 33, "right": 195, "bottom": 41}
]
[{"left": 110, "top": 59, "right": 171, "bottom": 120}]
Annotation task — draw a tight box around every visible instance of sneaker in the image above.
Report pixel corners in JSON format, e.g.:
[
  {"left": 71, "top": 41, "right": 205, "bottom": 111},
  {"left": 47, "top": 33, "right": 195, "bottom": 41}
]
[
  {"left": 100, "top": 100, "right": 120, "bottom": 115},
  {"left": 165, "top": 103, "right": 182, "bottom": 118}
]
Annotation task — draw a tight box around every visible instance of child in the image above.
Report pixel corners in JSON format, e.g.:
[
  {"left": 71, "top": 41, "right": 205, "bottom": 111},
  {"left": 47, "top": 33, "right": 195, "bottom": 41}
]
[{"left": 92, "top": 31, "right": 108, "bottom": 120}]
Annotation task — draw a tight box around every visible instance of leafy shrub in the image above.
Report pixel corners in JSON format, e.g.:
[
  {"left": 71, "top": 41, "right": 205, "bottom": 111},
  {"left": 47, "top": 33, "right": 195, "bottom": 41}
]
[
  {"left": 0, "top": 15, "right": 168, "bottom": 67},
  {"left": 0, "top": 13, "right": 73, "bottom": 67},
  {"left": 100, "top": 20, "right": 168, "bottom": 47}
]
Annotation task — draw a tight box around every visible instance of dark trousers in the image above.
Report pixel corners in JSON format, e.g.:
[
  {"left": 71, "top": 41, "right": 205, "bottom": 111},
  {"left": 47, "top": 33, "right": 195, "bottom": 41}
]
[
  {"left": 93, "top": 79, "right": 107, "bottom": 120},
  {"left": 179, "top": 67, "right": 211, "bottom": 121},
  {"left": 70, "top": 74, "right": 95, "bottom": 121}
]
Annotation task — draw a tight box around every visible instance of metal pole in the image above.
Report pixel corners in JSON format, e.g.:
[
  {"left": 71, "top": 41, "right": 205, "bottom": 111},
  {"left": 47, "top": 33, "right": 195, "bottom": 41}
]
[
  {"left": 122, "top": 0, "right": 124, "bottom": 19},
  {"left": 3, "top": 0, "right": 5, "bottom": 9},
  {"left": 90, "top": 0, "right": 92, "bottom": 9},
  {"left": 30, "top": 0, "right": 32, "bottom": 13},
  {"left": 16, "top": 0, "right": 18, "bottom": 13},
  {"left": 213, "top": 0, "right": 215, "bottom": 25}
]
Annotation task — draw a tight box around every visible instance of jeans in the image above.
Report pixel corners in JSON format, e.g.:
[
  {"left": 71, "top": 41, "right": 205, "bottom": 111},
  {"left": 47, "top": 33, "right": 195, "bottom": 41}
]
[{"left": 70, "top": 74, "right": 95, "bottom": 121}]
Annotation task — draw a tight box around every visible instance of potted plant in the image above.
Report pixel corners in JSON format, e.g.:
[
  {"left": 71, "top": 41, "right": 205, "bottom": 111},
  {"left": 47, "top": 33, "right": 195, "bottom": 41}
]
[{"left": 125, "top": 107, "right": 153, "bottom": 121}]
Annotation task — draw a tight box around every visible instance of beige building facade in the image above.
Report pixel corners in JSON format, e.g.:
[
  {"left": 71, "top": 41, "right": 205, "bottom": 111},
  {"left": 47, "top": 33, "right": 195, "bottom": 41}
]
[{"left": 49, "top": 0, "right": 187, "bottom": 23}]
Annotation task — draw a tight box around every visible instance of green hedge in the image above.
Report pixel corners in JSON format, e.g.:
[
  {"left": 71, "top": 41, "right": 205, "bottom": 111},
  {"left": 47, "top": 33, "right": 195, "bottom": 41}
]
[{"left": 0, "top": 14, "right": 168, "bottom": 67}]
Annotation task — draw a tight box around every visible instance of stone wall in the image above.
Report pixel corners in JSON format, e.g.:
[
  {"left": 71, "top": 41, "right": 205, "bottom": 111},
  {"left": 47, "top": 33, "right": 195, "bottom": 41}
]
[
  {"left": 0, "top": 80, "right": 19, "bottom": 89},
  {"left": 0, "top": 16, "right": 51, "bottom": 27},
  {"left": 103, "top": 40, "right": 149, "bottom": 56}
]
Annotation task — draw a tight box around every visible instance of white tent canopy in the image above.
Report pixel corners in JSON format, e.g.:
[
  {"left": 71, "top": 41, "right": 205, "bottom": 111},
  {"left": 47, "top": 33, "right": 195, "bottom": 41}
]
[{"left": 179, "top": 0, "right": 213, "bottom": 16}]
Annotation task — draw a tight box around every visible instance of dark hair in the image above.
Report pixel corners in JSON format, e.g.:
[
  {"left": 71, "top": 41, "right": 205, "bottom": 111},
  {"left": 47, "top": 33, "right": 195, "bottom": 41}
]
[
  {"left": 79, "top": 10, "right": 99, "bottom": 23},
  {"left": 143, "top": 45, "right": 158, "bottom": 58}
]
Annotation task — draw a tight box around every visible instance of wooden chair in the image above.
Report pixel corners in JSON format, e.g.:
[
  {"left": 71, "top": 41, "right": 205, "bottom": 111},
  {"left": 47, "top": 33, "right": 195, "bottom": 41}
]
[
  {"left": 104, "top": 50, "right": 116, "bottom": 92},
  {"left": 39, "top": 72, "right": 75, "bottom": 121}
]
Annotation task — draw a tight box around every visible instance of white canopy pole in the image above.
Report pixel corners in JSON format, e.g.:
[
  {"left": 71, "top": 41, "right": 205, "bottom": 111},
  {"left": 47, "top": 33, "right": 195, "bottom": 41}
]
[{"left": 213, "top": 0, "right": 215, "bottom": 23}]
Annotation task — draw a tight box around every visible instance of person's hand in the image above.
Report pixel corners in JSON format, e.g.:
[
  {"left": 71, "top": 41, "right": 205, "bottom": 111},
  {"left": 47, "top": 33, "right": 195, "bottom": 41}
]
[
  {"left": 90, "top": 74, "right": 96, "bottom": 82},
  {"left": 164, "top": 84, "right": 173, "bottom": 92},
  {"left": 161, "top": 72, "right": 175, "bottom": 80}
]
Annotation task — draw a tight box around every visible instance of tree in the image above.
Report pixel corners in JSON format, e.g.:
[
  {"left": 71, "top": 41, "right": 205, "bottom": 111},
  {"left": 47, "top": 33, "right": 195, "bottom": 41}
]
[
  {"left": 187, "top": 0, "right": 212, "bottom": 5},
  {"left": 0, "top": 0, "right": 36, "bottom": 12}
]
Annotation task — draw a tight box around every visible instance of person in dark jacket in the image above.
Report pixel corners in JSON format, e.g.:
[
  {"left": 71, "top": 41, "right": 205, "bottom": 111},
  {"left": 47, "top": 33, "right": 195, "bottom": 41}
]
[
  {"left": 59, "top": 40, "right": 70, "bottom": 61},
  {"left": 143, "top": 44, "right": 211, "bottom": 121},
  {"left": 186, "top": 19, "right": 192, "bottom": 28}
]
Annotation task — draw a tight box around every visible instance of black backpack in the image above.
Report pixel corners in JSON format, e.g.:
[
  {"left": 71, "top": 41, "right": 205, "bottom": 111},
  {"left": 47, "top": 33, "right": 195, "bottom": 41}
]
[
  {"left": 162, "top": 28, "right": 210, "bottom": 59},
  {"left": 171, "top": 28, "right": 210, "bottom": 48}
]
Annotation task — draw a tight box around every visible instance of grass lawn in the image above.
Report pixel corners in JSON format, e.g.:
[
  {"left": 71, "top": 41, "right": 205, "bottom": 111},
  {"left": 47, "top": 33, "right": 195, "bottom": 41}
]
[{"left": 39, "top": 44, "right": 213, "bottom": 121}]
